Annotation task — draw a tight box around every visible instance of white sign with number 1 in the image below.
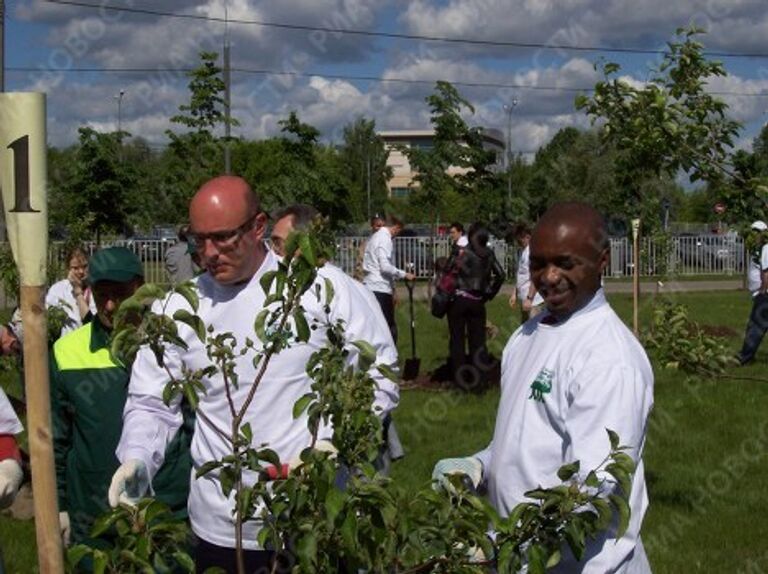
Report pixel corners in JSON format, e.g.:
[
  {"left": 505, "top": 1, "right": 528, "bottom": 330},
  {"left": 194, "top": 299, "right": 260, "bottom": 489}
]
[{"left": 0, "top": 92, "right": 48, "bottom": 286}]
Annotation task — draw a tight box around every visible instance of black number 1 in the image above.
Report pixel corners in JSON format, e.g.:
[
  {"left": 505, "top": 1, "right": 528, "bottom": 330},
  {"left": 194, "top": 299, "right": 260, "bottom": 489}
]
[{"left": 7, "top": 135, "right": 40, "bottom": 213}]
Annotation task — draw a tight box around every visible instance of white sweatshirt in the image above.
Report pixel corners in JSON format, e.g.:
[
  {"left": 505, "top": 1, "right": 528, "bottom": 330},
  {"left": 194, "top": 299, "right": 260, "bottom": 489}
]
[
  {"left": 476, "top": 290, "right": 653, "bottom": 573},
  {"left": 362, "top": 227, "right": 405, "bottom": 294},
  {"left": 45, "top": 278, "right": 97, "bottom": 337},
  {"left": 0, "top": 389, "right": 22, "bottom": 435},
  {"left": 117, "top": 252, "right": 400, "bottom": 549},
  {"left": 747, "top": 243, "right": 768, "bottom": 295}
]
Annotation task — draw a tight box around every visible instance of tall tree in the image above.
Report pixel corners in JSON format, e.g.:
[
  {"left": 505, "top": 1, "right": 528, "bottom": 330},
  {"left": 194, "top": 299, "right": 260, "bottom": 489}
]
[
  {"left": 339, "top": 117, "right": 392, "bottom": 222},
  {"left": 164, "top": 51, "right": 238, "bottom": 220},
  {"left": 402, "top": 81, "right": 498, "bottom": 229},
  {"left": 576, "top": 27, "right": 750, "bottom": 228},
  {"left": 57, "top": 127, "right": 139, "bottom": 242}
]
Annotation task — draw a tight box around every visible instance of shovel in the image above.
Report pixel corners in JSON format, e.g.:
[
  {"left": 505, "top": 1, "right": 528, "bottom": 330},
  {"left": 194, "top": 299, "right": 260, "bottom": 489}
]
[{"left": 402, "top": 278, "right": 421, "bottom": 381}]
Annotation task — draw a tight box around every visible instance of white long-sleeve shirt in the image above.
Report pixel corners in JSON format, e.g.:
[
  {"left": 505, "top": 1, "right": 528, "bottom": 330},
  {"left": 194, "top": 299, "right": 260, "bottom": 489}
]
[
  {"left": 515, "top": 245, "right": 544, "bottom": 306},
  {"left": 362, "top": 227, "right": 405, "bottom": 294},
  {"left": 117, "top": 251, "right": 400, "bottom": 549},
  {"left": 747, "top": 243, "right": 768, "bottom": 295},
  {"left": 0, "top": 388, "right": 22, "bottom": 435},
  {"left": 45, "top": 278, "right": 97, "bottom": 337},
  {"left": 475, "top": 290, "right": 653, "bottom": 573}
]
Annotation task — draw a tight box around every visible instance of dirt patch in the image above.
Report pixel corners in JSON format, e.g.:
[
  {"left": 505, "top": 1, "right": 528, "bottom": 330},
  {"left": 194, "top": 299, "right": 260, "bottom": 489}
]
[{"left": 699, "top": 324, "right": 739, "bottom": 338}]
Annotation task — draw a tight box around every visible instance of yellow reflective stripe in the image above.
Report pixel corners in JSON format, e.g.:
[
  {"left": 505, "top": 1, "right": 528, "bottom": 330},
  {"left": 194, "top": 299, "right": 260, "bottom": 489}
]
[{"left": 53, "top": 324, "right": 118, "bottom": 371}]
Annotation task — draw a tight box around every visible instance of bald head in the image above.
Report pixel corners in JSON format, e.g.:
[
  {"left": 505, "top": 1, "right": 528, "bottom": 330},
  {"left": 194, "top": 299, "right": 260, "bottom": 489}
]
[
  {"left": 189, "top": 175, "right": 267, "bottom": 285},
  {"left": 529, "top": 202, "right": 609, "bottom": 317},
  {"left": 536, "top": 202, "right": 609, "bottom": 252},
  {"left": 190, "top": 176, "right": 260, "bottom": 224}
]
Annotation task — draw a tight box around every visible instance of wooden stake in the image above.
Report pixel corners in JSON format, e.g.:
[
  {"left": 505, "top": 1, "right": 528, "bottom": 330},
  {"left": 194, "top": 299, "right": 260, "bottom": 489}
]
[
  {"left": 20, "top": 285, "right": 63, "bottom": 573},
  {"left": 632, "top": 219, "right": 641, "bottom": 337}
]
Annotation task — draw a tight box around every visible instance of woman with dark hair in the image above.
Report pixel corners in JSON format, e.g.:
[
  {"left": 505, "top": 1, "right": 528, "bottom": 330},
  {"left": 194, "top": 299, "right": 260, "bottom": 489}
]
[
  {"left": 447, "top": 223, "right": 505, "bottom": 390},
  {"left": 45, "top": 246, "right": 96, "bottom": 339}
]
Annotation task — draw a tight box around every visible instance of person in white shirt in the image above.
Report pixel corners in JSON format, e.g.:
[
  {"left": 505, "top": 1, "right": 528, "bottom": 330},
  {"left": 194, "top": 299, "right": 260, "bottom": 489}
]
[
  {"left": 508, "top": 223, "right": 544, "bottom": 322},
  {"left": 737, "top": 220, "right": 768, "bottom": 365},
  {"left": 0, "top": 387, "right": 24, "bottom": 573},
  {"left": 362, "top": 215, "right": 415, "bottom": 343},
  {"left": 45, "top": 246, "right": 97, "bottom": 339},
  {"left": 434, "top": 202, "right": 654, "bottom": 573},
  {"left": 108, "top": 176, "right": 399, "bottom": 573},
  {"left": 448, "top": 222, "right": 468, "bottom": 255}
]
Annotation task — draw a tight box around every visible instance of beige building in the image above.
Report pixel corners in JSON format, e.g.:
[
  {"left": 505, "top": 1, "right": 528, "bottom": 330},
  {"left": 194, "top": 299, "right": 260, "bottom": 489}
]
[{"left": 379, "top": 129, "right": 505, "bottom": 198}]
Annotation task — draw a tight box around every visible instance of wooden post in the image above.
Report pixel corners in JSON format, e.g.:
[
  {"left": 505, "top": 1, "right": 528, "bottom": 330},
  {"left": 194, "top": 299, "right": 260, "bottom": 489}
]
[
  {"left": 20, "top": 286, "right": 63, "bottom": 572},
  {"left": 632, "top": 218, "right": 641, "bottom": 337},
  {"left": 0, "top": 92, "right": 63, "bottom": 573}
]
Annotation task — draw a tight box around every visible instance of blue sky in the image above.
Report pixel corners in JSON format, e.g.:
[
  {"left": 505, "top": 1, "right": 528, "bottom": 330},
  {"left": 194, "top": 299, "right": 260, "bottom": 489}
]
[{"left": 4, "top": 0, "right": 768, "bottom": 155}]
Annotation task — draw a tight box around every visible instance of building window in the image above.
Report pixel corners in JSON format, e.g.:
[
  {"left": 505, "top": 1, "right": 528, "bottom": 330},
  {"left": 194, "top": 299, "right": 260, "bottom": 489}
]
[{"left": 391, "top": 187, "right": 410, "bottom": 198}]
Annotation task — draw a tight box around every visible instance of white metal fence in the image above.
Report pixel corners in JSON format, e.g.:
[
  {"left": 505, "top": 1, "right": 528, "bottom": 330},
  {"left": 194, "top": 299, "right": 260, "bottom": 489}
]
[{"left": 43, "top": 234, "right": 746, "bottom": 289}]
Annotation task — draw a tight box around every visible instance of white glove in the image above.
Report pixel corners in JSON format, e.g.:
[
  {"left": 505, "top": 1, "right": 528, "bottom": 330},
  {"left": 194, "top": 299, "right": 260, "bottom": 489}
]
[
  {"left": 431, "top": 457, "right": 483, "bottom": 492},
  {"left": 0, "top": 458, "right": 23, "bottom": 509},
  {"left": 59, "top": 511, "right": 71, "bottom": 547},
  {"left": 108, "top": 459, "right": 150, "bottom": 508}
]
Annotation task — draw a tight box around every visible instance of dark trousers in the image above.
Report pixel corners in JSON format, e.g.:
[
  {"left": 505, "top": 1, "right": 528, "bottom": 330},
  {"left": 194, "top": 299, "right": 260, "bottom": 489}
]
[
  {"left": 195, "top": 538, "right": 290, "bottom": 574},
  {"left": 739, "top": 293, "right": 768, "bottom": 364},
  {"left": 374, "top": 291, "right": 398, "bottom": 344},
  {"left": 447, "top": 296, "right": 488, "bottom": 391}
]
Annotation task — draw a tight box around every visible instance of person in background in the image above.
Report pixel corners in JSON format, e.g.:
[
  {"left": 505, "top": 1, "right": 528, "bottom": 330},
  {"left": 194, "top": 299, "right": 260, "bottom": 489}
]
[
  {"left": 362, "top": 214, "right": 416, "bottom": 343},
  {"left": 737, "top": 220, "right": 768, "bottom": 365},
  {"left": 165, "top": 225, "right": 200, "bottom": 284},
  {"left": 447, "top": 224, "right": 504, "bottom": 389},
  {"left": 0, "top": 386, "right": 24, "bottom": 574},
  {"left": 508, "top": 223, "right": 544, "bottom": 322},
  {"left": 448, "top": 222, "right": 468, "bottom": 255},
  {"left": 51, "top": 247, "right": 192, "bottom": 547},
  {"left": 354, "top": 214, "right": 385, "bottom": 281},
  {"left": 434, "top": 203, "right": 653, "bottom": 572},
  {"left": 46, "top": 246, "right": 96, "bottom": 339},
  {"left": 108, "top": 177, "right": 399, "bottom": 572},
  {"left": 272, "top": 203, "right": 405, "bottom": 473},
  {"left": 270, "top": 204, "right": 320, "bottom": 258}
]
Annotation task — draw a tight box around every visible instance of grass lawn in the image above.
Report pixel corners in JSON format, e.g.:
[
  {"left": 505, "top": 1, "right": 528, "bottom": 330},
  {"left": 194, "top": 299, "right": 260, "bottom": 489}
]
[{"left": 3, "top": 289, "right": 768, "bottom": 572}]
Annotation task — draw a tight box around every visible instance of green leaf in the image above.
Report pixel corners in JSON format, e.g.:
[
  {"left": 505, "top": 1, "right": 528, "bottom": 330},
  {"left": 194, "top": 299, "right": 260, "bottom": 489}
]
[
  {"left": 607, "top": 428, "right": 620, "bottom": 450},
  {"left": 172, "top": 309, "right": 206, "bottom": 343},
  {"left": 91, "top": 549, "right": 108, "bottom": 574},
  {"left": 557, "top": 460, "right": 580, "bottom": 481},
  {"left": 173, "top": 281, "right": 199, "bottom": 312},
  {"left": 220, "top": 466, "right": 236, "bottom": 497},
  {"left": 527, "top": 544, "right": 546, "bottom": 574},
  {"left": 605, "top": 462, "right": 632, "bottom": 496},
  {"left": 609, "top": 493, "right": 631, "bottom": 538},
  {"left": 241, "top": 422, "right": 253, "bottom": 443},
  {"left": 352, "top": 340, "right": 377, "bottom": 371},
  {"left": 545, "top": 548, "right": 562, "bottom": 568},
  {"left": 260, "top": 270, "right": 278, "bottom": 295},
  {"left": 196, "top": 460, "right": 222, "bottom": 478},
  {"left": 325, "top": 487, "right": 345, "bottom": 524},
  {"left": 293, "top": 309, "right": 310, "bottom": 342},
  {"left": 254, "top": 309, "right": 270, "bottom": 342},
  {"left": 292, "top": 392, "right": 315, "bottom": 419},
  {"left": 324, "top": 277, "right": 335, "bottom": 308},
  {"left": 66, "top": 544, "right": 92, "bottom": 570},
  {"left": 296, "top": 531, "right": 318, "bottom": 571},
  {"left": 376, "top": 363, "right": 399, "bottom": 382},
  {"left": 585, "top": 470, "right": 600, "bottom": 488},
  {"left": 298, "top": 234, "right": 317, "bottom": 266}
]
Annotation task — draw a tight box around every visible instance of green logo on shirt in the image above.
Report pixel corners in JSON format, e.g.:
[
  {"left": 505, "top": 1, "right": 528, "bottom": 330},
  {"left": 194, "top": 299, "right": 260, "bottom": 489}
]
[{"left": 529, "top": 368, "right": 554, "bottom": 402}]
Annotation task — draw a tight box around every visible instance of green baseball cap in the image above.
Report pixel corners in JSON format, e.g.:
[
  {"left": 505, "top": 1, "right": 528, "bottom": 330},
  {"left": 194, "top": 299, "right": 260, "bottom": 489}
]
[{"left": 88, "top": 247, "right": 144, "bottom": 285}]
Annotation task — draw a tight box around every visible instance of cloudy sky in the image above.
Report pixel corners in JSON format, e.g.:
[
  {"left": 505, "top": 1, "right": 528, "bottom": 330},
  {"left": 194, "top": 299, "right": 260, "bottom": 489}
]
[{"left": 5, "top": 0, "right": 768, "bottom": 155}]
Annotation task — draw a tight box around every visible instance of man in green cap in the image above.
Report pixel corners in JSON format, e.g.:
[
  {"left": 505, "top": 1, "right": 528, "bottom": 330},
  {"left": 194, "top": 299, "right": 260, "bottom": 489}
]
[{"left": 50, "top": 247, "right": 192, "bottom": 547}]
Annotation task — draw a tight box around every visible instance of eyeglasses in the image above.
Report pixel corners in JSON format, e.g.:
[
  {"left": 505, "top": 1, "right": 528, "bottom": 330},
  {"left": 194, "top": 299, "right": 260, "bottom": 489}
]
[{"left": 189, "top": 213, "right": 261, "bottom": 251}]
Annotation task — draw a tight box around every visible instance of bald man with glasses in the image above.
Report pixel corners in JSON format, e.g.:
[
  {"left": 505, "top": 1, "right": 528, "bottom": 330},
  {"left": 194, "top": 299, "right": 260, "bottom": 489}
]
[{"left": 109, "top": 176, "right": 400, "bottom": 573}]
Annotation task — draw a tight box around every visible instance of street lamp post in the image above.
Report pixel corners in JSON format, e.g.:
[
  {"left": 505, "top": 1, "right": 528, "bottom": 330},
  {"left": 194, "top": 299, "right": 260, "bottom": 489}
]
[
  {"left": 115, "top": 89, "right": 125, "bottom": 136},
  {"left": 503, "top": 98, "right": 518, "bottom": 208}
]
